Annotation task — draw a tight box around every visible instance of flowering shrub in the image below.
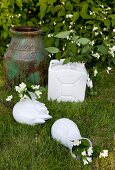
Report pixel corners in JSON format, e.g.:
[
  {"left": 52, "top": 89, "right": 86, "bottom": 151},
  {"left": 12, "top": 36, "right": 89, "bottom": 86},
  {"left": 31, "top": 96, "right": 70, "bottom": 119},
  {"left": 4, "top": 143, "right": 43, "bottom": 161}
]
[
  {"left": 6, "top": 82, "right": 42, "bottom": 102},
  {"left": 72, "top": 139, "right": 109, "bottom": 166},
  {"left": 0, "top": 0, "right": 114, "bottom": 59},
  {"left": 45, "top": 30, "right": 114, "bottom": 88}
]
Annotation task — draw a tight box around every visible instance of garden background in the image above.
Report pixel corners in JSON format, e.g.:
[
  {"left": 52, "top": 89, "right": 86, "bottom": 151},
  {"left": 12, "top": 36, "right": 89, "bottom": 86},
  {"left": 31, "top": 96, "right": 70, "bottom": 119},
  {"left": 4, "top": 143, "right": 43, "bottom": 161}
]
[{"left": 0, "top": 0, "right": 115, "bottom": 169}]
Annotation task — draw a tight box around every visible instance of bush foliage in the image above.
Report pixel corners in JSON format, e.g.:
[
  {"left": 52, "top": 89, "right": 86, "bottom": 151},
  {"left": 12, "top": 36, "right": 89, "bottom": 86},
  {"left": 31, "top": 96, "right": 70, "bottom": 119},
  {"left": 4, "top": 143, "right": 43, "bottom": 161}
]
[{"left": 0, "top": 0, "right": 115, "bottom": 70}]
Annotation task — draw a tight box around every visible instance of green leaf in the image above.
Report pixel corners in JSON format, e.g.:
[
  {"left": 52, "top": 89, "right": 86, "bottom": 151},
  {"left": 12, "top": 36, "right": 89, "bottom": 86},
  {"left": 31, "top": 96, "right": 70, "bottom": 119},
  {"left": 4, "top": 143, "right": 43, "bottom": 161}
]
[
  {"left": 58, "top": 6, "right": 65, "bottom": 16},
  {"left": 101, "top": 55, "right": 106, "bottom": 62},
  {"left": 76, "top": 55, "right": 84, "bottom": 62},
  {"left": 78, "top": 38, "right": 90, "bottom": 45},
  {"left": 72, "top": 12, "right": 79, "bottom": 23},
  {"left": 66, "top": 42, "right": 76, "bottom": 56},
  {"left": 109, "top": 14, "right": 115, "bottom": 19},
  {"left": 81, "top": 44, "right": 89, "bottom": 54},
  {"left": 45, "top": 47, "right": 59, "bottom": 53},
  {"left": 51, "top": 5, "right": 60, "bottom": 14},
  {"left": 55, "top": 51, "right": 62, "bottom": 60},
  {"left": 97, "top": 45, "right": 108, "bottom": 55},
  {"left": 104, "top": 19, "right": 111, "bottom": 29},
  {"left": 72, "top": 36, "right": 79, "bottom": 42},
  {"left": 63, "top": 57, "right": 71, "bottom": 64},
  {"left": 80, "top": 2, "right": 90, "bottom": 19},
  {"left": 65, "top": 1, "right": 73, "bottom": 10},
  {"left": 112, "top": 20, "right": 115, "bottom": 27},
  {"left": 55, "top": 31, "right": 71, "bottom": 38},
  {"left": 40, "top": 3, "right": 47, "bottom": 19}
]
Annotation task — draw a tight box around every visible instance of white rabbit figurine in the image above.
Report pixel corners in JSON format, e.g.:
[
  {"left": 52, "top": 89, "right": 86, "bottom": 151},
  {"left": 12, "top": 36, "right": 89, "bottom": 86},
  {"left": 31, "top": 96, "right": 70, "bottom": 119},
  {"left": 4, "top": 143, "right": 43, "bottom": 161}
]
[{"left": 13, "top": 92, "right": 52, "bottom": 125}]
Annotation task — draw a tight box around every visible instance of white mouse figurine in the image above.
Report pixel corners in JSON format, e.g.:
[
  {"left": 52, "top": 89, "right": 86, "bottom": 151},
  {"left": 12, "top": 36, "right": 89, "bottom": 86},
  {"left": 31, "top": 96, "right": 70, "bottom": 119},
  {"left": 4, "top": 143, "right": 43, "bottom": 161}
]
[
  {"left": 51, "top": 118, "right": 92, "bottom": 158},
  {"left": 13, "top": 92, "right": 52, "bottom": 125}
]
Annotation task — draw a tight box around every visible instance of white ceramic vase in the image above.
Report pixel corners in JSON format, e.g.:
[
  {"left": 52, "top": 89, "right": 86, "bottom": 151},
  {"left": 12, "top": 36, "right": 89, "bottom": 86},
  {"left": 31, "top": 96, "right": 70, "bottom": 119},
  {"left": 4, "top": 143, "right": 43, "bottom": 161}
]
[{"left": 51, "top": 118, "right": 92, "bottom": 158}]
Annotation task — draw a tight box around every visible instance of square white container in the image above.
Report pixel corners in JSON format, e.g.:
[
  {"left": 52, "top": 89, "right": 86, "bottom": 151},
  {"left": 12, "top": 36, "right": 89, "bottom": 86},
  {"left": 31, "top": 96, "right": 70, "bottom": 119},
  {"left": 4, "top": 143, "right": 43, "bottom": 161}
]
[{"left": 48, "top": 59, "right": 88, "bottom": 102}]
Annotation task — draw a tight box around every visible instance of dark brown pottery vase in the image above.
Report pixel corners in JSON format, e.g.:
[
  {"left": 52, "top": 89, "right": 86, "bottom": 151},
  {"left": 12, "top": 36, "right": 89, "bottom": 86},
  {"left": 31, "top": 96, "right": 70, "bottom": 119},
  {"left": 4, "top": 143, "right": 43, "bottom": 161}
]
[{"left": 4, "top": 26, "right": 49, "bottom": 86}]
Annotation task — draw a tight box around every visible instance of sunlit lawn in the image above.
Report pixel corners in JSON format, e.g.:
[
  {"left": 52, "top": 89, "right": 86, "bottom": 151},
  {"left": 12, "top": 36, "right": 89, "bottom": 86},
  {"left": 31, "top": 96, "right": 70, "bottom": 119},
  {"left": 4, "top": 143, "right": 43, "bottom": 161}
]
[{"left": 0, "top": 65, "right": 115, "bottom": 170}]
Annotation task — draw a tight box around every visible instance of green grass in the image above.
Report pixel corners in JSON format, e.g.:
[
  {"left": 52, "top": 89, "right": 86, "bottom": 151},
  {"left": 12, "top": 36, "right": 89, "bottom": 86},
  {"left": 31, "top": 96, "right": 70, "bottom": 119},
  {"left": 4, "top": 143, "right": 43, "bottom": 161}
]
[{"left": 0, "top": 68, "right": 115, "bottom": 170}]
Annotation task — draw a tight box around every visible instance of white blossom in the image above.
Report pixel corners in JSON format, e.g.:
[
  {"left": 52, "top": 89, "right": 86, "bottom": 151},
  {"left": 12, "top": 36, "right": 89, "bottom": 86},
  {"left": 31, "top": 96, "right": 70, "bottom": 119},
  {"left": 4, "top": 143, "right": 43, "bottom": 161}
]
[
  {"left": 67, "top": 36, "right": 72, "bottom": 40},
  {"left": 94, "top": 69, "right": 98, "bottom": 77},
  {"left": 62, "top": 20, "right": 65, "bottom": 24},
  {"left": 103, "top": 28, "right": 108, "bottom": 31},
  {"left": 70, "top": 21, "right": 74, "bottom": 25},
  {"left": 35, "top": 90, "right": 42, "bottom": 98},
  {"left": 106, "top": 67, "right": 112, "bottom": 74},
  {"left": 86, "top": 157, "right": 92, "bottom": 163},
  {"left": 87, "top": 78, "right": 93, "bottom": 89},
  {"left": 19, "top": 93, "right": 23, "bottom": 99},
  {"left": 93, "top": 27, "right": 98, "bottom": 31},
  {"left": 83, "top": 158, "right": 89, "bottom": 165},
  {"left": 109, "top": 46, "right": 115, "bottom": 53},
  {"left": 20, "top": 94, "right": 28, "bottom": 101},
  {"left": 78, "top": 49, "right": 80, "bottom": 53},
  {"left": 100, "top": 5, "right": 104, "bottom": 8},
  {"left": 102, "top": 11, "right": 107, "bottom": 14},
  {"left": 89, "top": 40, "right": 95, "bottom": 46},
  {"left": 104, "top": 36, "right": 108, "bottom": 40},
  {"left": 39, "top": 21, "right": 42, "bottom": 25},
  {"left": 70, "top": 30, "right": 74, "bottom": 33},
  {"left": 17, "top": 14, "right": 21, "bottom": 18},
  {"left": 106, "top": 7, "right": 111, "bottom": 10},
  {"left": 62, "top": 2, "right": 65, "bottom": 5},
  {"left": 73, "top": 140, "right": 81, "bottom": 146},
  {"left": 69, "top": 25, "right": 72, "bottom": 29},
  {"left": 77, "top": 42, "right": 80, "bottom": 46},
  {"left": 89, "top": 11, "right": 95, "bottom": 16},
  {"left": 6, "top": 95, "right": 13, "bottom": 101},
  {"left": 95, "top": 32, "right": 99, "bottom": 36},
  {"left": 53, "top": 22, "right": 56, "bottom": 25},
  {"left": 62, "top": 46, "right": 65, "bottom": 51},
  {"left": 15, "top": 82, "right": 27, "bottom": 93},
  {"left": 48, "top": 34, "right": 53, "bottom": 38},
  {"left": 113, "top": 29, "right": 115, "bottom": 32},
  {"left": 92, "top": 53, "right": 100, "bottom": 59},
  {"left": 87, "top": 147, "right": 93, "bottom": 156},
  {"left": 99, "top": 150, "right": 108, "bottom": 158},
  {"left": 109, "top": 51, "right": 114, "bottom": 57},
  {"left": 109, "top": 46, "right": 115, "bottom": 57},
  {"left": 31, "top": 85, "right": 40, "bottom": 90},
  {"left": 48, "top": 54, "right": 51, "bottom": 58},
  {"left": 81, "top": 150, "right": 87, "bottom": 156},
  {"left": 66, "top": 14, "right": 73, "bottom": 18},
  {"left": 107, "top": 44, "right": 110, "bottom": 47}
]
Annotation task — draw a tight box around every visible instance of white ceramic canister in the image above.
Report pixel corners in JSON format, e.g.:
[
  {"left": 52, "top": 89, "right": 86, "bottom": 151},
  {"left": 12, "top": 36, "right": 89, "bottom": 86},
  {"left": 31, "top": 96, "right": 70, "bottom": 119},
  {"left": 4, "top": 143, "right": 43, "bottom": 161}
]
[
  {"left": 48, "top": 59, "right": 88, "bottom": 102},
  {"left": 51, "top": 118, "right": 92, "bottom": 158}
]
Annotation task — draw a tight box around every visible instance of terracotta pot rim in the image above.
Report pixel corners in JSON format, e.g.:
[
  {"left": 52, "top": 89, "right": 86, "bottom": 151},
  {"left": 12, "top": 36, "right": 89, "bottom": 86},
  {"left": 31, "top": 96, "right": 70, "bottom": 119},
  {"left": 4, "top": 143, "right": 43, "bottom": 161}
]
[{"left": 10, "top": 26, "right": 42, "bottom": 35}]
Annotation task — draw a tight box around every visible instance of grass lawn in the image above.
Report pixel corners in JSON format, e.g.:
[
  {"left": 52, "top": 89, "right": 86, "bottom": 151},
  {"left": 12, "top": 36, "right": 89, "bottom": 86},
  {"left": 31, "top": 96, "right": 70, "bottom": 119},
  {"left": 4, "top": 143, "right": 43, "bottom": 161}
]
[{"left": 0, "top": 66, "right": 115, "bottom": 170}]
